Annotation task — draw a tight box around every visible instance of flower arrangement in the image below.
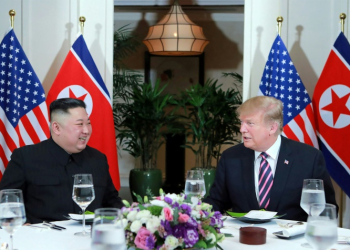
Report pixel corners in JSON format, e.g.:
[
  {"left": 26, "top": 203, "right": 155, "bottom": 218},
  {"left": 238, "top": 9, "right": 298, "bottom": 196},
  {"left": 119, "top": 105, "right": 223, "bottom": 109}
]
[{"left": 121, "top": 190, "right": 226, "bottom": 250}]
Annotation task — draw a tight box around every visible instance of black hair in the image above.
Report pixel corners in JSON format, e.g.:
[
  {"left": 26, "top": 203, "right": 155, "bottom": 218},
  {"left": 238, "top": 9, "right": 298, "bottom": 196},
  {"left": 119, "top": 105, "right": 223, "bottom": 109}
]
[{"left": 50, "top": 98, "right": 86, "bottom": 120}]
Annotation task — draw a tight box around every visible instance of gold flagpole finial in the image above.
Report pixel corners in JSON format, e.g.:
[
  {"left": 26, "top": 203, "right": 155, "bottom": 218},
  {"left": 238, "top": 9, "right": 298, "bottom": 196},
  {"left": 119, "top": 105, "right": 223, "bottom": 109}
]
[
  {"left": 340, "top": 13, "right": 346, "bottom": 33},
  {"left": 277, "top": 16, "right": 283, "bottom": 36},
  {"left": 79, "top": 16, "right": 86, "bottom": 35},
  {"left": 9, "top": 10, "right": 16, "bottom": 29}
]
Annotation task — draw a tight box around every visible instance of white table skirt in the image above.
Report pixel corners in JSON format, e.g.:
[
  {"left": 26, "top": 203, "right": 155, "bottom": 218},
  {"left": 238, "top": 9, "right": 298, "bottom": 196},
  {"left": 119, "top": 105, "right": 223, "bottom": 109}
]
[{"left": 1, "top": 218, "right": 350, "bottom": 250}]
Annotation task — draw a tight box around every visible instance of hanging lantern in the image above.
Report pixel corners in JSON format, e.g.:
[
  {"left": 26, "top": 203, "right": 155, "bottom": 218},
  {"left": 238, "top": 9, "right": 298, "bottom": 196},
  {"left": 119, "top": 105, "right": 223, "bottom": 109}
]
[{"left": 143, "top": 0, "right": 209, "bottom": 56}]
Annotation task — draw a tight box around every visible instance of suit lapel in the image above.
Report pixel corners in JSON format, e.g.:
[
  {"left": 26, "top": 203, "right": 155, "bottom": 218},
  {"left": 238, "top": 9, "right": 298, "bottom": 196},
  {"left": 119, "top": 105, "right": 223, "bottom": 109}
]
[
  {"left": 242, "top": 149, "right": 260, "bottom": 210},
  {"left": 268, "top": 136, "right": 293, "bottom": 211}
]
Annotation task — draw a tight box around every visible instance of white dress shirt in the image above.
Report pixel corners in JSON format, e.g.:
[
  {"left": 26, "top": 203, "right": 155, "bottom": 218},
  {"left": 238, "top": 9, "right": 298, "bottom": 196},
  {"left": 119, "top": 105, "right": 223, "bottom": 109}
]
[{"left": 254, "top": 135, "right": 281, "bottom": 202}]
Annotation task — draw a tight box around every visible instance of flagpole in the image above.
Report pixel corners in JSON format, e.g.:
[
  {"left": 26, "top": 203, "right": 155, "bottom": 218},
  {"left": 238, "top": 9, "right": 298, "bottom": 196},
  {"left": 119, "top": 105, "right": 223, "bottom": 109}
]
[
  {"left": 338, "top": 13, "right": 346, "bottom": 228},
  {"left": 340, "top": 13, "right": 346, "bottom": 33},
  {"left": 277, "top": 16, "right": 283, "bottom": 36},
  {"left": 9, "top": 9, "right": 16, "bottom": 29},
  {"left": 79, "top": 16, "right": 86, "bottom": 36}
]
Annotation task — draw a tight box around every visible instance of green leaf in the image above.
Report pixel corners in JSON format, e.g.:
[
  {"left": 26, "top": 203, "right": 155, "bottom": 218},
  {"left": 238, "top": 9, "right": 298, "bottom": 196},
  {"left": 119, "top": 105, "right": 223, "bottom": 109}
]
[
  {"left": 146, "top": 205, "right": 163, "bottom": 216},
  {"left": 226, "top": 211, "right": 247, "bottom": 218},
  {"left": 193, "top": 239, "right": 207, "bottom": 249},
  {"left": 133, "top": 192, "right": 144, "bottom": 204}
]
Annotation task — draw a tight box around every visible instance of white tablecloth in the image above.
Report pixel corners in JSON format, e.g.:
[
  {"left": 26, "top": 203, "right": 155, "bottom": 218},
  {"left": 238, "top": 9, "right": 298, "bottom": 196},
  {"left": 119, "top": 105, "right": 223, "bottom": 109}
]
[{"left": 0, "top": 218, "right": 350, "bottom": 250}]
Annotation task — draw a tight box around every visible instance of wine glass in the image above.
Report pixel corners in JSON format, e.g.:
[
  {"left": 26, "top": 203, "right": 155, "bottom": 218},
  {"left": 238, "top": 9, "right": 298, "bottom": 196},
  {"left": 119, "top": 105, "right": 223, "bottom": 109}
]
[
  {"left": 304, "top": 203, "right": 337, "bottom": 250},
  {"left": 72, "top": 174, "right": 95, "bottom": 236},
  {"left": 0, "top": 189, "right": 26, "bottom": 250},
  {"left": 300, "top": 179, "right": 326, "bottom": 215},
  {"left": 91, "top": 208, "right": 126, "bottom": 250},
  {"left": 185, "top": 170, "right": 206, "bottom": 199}
]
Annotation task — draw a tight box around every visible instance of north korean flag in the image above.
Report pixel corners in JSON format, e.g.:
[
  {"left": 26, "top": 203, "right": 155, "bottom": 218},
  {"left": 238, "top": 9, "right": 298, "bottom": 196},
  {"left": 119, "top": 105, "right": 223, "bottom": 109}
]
[
  {"left": 312, "top": 32, "right": 350, "bottom": 197},
  {"left": 46, "top": 34, "right": 120, "bottom": 190}
]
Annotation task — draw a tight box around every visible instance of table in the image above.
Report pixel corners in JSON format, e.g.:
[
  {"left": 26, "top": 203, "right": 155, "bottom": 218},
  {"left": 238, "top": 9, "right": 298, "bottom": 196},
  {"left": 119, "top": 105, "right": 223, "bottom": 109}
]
[{"left": 0, "top": 218, "right": 350, "bottom": 250}]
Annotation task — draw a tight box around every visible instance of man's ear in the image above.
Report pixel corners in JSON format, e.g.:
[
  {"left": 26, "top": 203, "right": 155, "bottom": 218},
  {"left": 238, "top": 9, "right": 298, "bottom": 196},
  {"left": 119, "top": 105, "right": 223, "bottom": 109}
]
[
  {"left": 270, "top": 121, "right": 279, "bottom": 135},
  {"left": 51, "top": 121, "right": 61, "bottom": 135}
]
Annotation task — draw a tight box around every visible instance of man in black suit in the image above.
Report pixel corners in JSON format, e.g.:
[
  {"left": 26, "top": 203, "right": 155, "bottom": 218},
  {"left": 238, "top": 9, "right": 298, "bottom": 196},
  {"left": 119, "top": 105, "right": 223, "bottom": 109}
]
[
  {"left": 204, "top": 96, "right": 337, "bottom": 221},
  {"left": 0, "top": 98, "right": 123, "bottom": 223}
]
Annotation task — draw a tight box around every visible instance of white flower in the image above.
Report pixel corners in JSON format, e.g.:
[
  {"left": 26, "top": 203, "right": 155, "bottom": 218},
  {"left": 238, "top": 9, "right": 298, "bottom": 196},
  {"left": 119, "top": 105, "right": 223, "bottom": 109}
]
[
  {"left": 205, "top": 232, "right": 216, "bottom": 244},
  {"left": 127, "top": 210, "right": 138, "bottom": 222},
  {"left": 165, "top": 193, "right": 184, "bottom": 203},
  {"left": 116, "top": 218, "right": 129, "bottom": 229},
  {"left": 200, "top": 203, "right": 212, "bottom": 211},
  {"left": 146, "top": 216, "right": 161, "bottom": 233},
  {"left": 150, "top": 199, "right": 169, "bottom": 207},
  {"left": 165, "top": 235, "right": 179, "bottom": 250},
  {"left": 136, "top": 210, "right": 152, "bottom": 224},
  {"left": 190, "top": 209, "right": 201, "bottom": 219},
  {"left": 130, "top": 220, "right": 142, "bottom": 233}
]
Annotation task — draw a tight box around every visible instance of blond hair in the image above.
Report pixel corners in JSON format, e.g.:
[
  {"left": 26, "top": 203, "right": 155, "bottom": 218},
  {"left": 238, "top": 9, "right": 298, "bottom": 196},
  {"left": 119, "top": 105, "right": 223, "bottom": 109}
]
[{"left": 237, "top": 96, "right": 283, "bottom": 133}]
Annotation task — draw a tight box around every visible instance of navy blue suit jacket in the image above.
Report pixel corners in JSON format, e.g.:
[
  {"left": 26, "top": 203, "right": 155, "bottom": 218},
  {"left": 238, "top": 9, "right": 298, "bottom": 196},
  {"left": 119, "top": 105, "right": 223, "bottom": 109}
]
[{"left": 204, "top": 136, "right": 337, "bottom": 221}]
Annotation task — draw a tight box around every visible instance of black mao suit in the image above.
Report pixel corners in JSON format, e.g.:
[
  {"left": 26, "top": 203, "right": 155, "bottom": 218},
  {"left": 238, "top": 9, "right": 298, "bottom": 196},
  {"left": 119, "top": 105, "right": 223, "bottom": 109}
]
[
  {"left": 204, "top": 136, "right": 337, "bottom": 221},
  {"left": 0, "top": 138, "right": 123, "bottom": 224}
]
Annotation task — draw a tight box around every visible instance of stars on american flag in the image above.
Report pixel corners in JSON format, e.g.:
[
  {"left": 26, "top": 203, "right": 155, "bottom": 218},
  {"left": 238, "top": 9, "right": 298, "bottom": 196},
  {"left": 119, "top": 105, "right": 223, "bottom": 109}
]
[
  {"left": 0, "top": 32, "right": 46, "bottom": 126},
  {"left": 259, "top": 35, "right": 311, "bottom": 126}
]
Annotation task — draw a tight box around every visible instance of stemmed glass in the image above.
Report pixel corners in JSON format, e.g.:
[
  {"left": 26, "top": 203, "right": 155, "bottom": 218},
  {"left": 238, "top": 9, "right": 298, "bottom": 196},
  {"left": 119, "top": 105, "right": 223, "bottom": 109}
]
[
  {"left": 0, "top": 189, "right": 26, "bottom": 250},
  {"left": 300, "top": 179, "right": 326, "bottom": 215},
  {"left": 185, "top": 170, "right": 206, "bottom": 201},
  {"left": 72, "top": 174, "right": 95, "bottom": 236},
  {"left": 91, "top": 208, "right": 127, "bottom": 250},
  {"left": 304, "top": 203, "right": 337, "bottom": 250}
]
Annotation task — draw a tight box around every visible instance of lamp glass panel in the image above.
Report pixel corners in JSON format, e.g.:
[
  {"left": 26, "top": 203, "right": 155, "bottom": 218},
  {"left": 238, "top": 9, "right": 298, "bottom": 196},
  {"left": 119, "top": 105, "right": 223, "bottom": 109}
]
[
  {"left": 191, "top": 26, "right": 206, "bottom": 39},
  {"left": 178, "top": 39, "right": 195, "bottom": 51},
  {"left": 148, "top": 25, "right": 164, "bottom": 39},
  {"left": 161, "top": 39, "right": 178, "bottom": 51},
  {"left": 161, "top": 25, "right": 178, "bottom": 38},
  {"left": 149, "top": 40, "right": 164, "bottom": 51},
  {"left": 178, "top": 25, "right": 194, "bottom": 38}
]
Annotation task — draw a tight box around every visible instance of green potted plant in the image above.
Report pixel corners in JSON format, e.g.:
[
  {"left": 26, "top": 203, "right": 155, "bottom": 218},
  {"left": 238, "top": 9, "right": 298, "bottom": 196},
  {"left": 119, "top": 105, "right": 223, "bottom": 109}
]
[
  {"left": 116, "top": 80, "right": 183, "bottom": 201},
  {"left": 176, "top": 74, "right": 242, "bottom": 196}
]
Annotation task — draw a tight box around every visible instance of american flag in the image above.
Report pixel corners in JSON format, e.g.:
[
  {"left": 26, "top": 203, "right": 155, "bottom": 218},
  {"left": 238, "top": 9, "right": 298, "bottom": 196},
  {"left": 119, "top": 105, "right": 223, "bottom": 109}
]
[
  {"left": 259, "top": 34, "right": 318, "bottom": 148},
  {"left": 0, "top": 28, "right": 50, "bottom": 178}
]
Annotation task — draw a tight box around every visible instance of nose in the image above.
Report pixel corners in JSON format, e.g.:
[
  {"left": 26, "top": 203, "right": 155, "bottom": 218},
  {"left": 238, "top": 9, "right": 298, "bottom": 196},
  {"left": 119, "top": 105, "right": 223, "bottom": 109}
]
[
  {"left": 240, "top": 122, "right": 247, "bottom": 133},
  {"left": 82, "top": 124, "right": 90, "bottom": 134}
]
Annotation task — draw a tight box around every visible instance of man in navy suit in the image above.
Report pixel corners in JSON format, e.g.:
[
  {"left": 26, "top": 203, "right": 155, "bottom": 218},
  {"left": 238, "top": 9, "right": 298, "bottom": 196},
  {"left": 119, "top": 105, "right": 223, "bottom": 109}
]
[{"left": 204, "top": 96, "right": 337, "bottom": 221}]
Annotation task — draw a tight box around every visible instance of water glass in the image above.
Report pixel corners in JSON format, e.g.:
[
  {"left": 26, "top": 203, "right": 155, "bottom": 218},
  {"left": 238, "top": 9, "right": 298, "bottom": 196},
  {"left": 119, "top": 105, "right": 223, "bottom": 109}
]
[
  {"left": 185, "top": 170, "right": 206, "bottom": 197},
  {"left": 72, "top": 173, "right": 95, "bottom": 236},
  {"left": 0, "top": 189, "right": 26, "bottom": 250},
  {"left": 300, "top": 179, "right": 325, "bottom": 215},
  {"left": 304, "top": 203, "right": 337, "bottom": 250},
  {"left": 91, "top": 208, "right": 126, "bottom": 250}
]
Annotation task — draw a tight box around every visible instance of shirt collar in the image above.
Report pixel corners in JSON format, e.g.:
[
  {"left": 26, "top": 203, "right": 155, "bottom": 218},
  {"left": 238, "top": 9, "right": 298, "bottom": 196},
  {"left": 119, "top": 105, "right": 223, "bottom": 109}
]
[{"left": 254, "top": 135, "right": 281, "bottom": 160}]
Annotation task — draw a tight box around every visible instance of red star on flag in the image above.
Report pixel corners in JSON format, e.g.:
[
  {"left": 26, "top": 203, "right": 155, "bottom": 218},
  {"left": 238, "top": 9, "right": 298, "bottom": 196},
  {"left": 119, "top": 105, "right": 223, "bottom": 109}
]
[
  {"left": 322, "top": 89, "right": 350, "bottom": 126},
  {"left": 69, "top": 88, "right": 87, "bottom": 101}
]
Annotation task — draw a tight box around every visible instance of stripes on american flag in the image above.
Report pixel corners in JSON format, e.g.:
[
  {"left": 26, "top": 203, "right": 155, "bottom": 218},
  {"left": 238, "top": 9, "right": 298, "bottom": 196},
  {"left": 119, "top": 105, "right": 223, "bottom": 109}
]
[
  {"left": 0, "top": 28, "right": 50, "bottom": 178},
  {"left": 259, "top": 34, "right": 318, "bottom": 148}
]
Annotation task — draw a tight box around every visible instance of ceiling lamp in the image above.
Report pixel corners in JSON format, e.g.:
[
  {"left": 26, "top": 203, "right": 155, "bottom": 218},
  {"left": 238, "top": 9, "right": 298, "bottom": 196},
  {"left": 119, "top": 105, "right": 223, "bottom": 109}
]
[{"left": 143, "top": 0, "right": 209, "bottom": 56}]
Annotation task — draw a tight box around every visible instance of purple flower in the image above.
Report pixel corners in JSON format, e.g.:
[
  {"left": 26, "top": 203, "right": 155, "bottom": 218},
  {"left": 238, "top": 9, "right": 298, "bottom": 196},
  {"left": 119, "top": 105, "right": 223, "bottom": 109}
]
[
  {"left": 172, "top": 202, "right": 180, "bottom": 209},
  {"left": 161, "top": 220, "right": 173, "bottom": 236},
  {"left": 214, "top": 211, "right": 222, "bottom": 219},
  {"left": 203, "top": 210, "right": 209, "bottom": 217},
  {"left": 172, "top": 224, "right": 186, "bottom": 238},
  {"left": 164, "top": 197, "right": 173, "bottom": 204},
  {"left": 185, "top": 217, "right": 198, "bottom": 228},
  {"left": 146, "top": 234, "right": 156, "bottom": 249},
  {"left": 184, "top": 228, "right": 199, "bottom": 248},
  {"left": 180, "top": 204, "right": 192, "bottom": 214},
  {"left": 210, "top": 216, "right": 217, "bottom": 226}
]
